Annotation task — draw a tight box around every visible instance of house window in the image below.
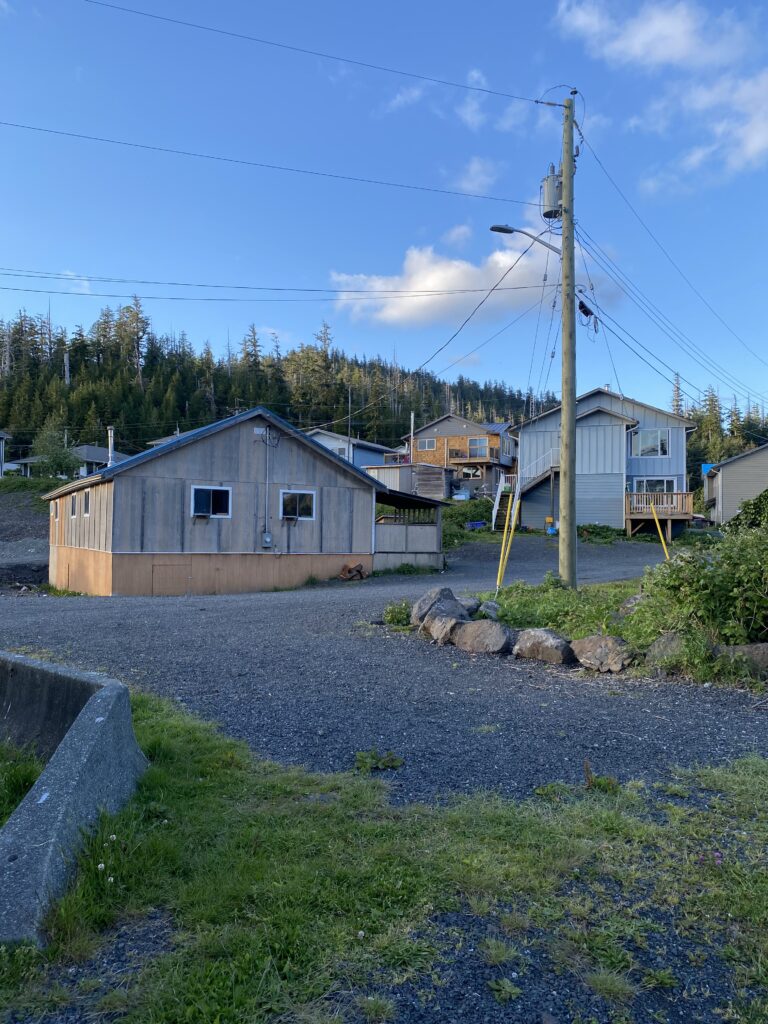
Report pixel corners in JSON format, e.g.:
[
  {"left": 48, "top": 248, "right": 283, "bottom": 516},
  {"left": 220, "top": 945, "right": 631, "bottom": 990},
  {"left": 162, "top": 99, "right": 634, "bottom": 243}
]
[
  {"left": 631, "top": 428, "right": 670, "bottom": 458},
  {"left": 335, "top": 447, "right": 347, "bottom": 458},
  {"left": 635, "top": 478, "right": 676, "bottom": 493},
  {"left": 502, "top": 436, "right": 512, "bottom": 457},
  {"left": 51, "top": 501, "right": 58, "bottom": 521},
  {"left": 462, "top": 467, "right": 482, "bottom": 479},
  {"left": 70, "top": 494, "right": 77, "bottom": 518},
  {"left": 280, "top": 490, "right": 315, "bottom": 520},
  {"left": 83, "top": 490, "right": 90, "bottom": 517},
  {"left": 417, "top": 438, "right": 436, "bottom": 451},
  {"left": 468, "top": 437, "right": 489, "bottom": 459},
  {"left": 191, "top": 486, "right": 232, "bottom": 518}
]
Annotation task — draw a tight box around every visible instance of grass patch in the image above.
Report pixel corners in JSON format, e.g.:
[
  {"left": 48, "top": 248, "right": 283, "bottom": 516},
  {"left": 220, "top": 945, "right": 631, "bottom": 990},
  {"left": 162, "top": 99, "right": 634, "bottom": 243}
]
[
  {"left": 493, "top": 574, "right": 639, "bottom": 640},
  {"left": 0, "top": 740, "right": 43, "bottom": 826},
  {"left": 382, "top": 600, "right": 411, "bottom": 627},
  {"left": 0, "top": 476, "right": 61, "bottom": 496},
  {"left": 354, "top": 748, "right": 404, "bottom": 773},
  {"left": 4, "top": 697, "right": 768, "bottom": 1021}
]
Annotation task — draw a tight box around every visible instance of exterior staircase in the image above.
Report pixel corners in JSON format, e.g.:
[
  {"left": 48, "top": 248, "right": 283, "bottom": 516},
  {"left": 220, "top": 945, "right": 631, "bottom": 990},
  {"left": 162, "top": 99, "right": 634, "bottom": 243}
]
[{"left": 491, "top": 449, "right": 560, "bottom": 530}]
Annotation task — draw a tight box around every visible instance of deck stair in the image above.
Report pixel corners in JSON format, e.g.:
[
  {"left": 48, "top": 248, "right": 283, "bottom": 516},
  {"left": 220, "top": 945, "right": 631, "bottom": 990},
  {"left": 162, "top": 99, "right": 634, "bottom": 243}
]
[{"left": 491, "top": 449, "right": 559, "bottom": 529}]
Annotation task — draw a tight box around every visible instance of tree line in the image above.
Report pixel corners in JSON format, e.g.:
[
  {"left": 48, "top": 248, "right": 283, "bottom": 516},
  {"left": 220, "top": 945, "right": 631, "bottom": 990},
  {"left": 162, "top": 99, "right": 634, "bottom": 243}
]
[{"left": 0, "top": 300, "right": 556, "bottom": 463}]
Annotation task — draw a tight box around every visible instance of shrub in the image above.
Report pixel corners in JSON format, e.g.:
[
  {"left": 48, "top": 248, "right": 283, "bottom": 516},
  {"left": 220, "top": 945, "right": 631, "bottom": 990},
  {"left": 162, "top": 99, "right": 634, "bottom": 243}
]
[
  {"left": 494, "top": 574, "right": 638, "bottom": 640},
  {"left": 443, "top": 498, "right": 494, "bottom": 548},
  {"left": 577, "top": 524, "right": 626, "bottom": 545},
  {"left": 624, "top": 530, "right": 768, "bottom": 647},
  {"left": 725, "top": 487, "right": 768, "bottom": 534},
  {"left": 383, "top": 600, "right": 411, "bottom": 627}
]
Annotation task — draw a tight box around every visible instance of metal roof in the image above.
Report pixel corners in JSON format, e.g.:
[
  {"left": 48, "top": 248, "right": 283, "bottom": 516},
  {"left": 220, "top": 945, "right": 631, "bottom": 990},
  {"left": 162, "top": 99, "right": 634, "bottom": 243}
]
[
  {"left": 515, "top": 388, "right": 692, "bottom": 429},
  {"left": 306, "top": 428, "right": 395, "bottom": 453},
  {"left": 43, "top": 406, "right": 389, "bottom": 500}
]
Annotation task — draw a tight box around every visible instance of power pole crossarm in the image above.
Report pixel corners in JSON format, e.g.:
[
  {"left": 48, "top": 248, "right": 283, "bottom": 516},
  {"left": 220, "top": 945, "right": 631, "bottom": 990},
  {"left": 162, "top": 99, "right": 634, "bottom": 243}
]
[{"left": 559, "top": 95, "right": 578, "bottom": 588}]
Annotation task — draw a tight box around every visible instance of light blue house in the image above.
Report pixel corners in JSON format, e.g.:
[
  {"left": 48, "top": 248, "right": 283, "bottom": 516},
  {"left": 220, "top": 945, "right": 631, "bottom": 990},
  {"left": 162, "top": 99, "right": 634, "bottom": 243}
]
[
  {"left": 502, "top": 388, "right": 694, "bottom": 539},
  {"left": 305, "top": 428, "right": 396, "bottom": 469}
]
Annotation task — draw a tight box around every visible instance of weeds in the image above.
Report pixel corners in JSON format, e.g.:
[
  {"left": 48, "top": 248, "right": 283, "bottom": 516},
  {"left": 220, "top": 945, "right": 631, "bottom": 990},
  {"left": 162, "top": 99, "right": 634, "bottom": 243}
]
[
  {"left": 0, "top": 741, "right": 43, "bottom": 826},
  {"left": 382, "top": 600, "right": 411, "bottom": 627},
  {"left": 354, "top": 748, "right": 404, "bottom": 773},
  {"left": 487, "top": 978, "right": 522, "bottom": 1004}
]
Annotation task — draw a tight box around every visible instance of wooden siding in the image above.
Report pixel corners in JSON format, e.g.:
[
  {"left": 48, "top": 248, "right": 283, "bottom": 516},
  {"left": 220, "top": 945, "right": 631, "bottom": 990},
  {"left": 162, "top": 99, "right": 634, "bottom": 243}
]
[
  {"left": 49, "top": 546, "right": 112, "bottom": 595},
  {"left": 49, "top": 481, "right": 113, "bottom": 552},
  {"left": 110, "top": 552, "right": 373, "bottom": 596},
  {"left": 717, "top": 445, "right": 768, "bottom": 523},
  {"left": 110, "top": 418, "right": 375, "bottom": 556}
]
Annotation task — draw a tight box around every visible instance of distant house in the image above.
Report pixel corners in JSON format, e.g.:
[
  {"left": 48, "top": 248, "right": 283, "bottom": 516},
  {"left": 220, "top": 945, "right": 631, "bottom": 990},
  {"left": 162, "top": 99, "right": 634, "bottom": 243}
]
[
  {"left": 305, "top": 428, "right": 396, "bottom": 468},
  {"left": 509, "top": 388, "right": 694, "bottom": 539},
  {"left": 704, "top": 444, "right": 768, "bottom": 524},
  {"left": 407, "top": 415, "right": 517, "bottom": 497},
  {"left": 0, "top": 430, "right": 10, "bottom": 477},
  {"left": 14, "top": 445, "right": 130, "bottom": 479},
  {"left": 43, "top": 407, "right": 443, "bottom": 596}
]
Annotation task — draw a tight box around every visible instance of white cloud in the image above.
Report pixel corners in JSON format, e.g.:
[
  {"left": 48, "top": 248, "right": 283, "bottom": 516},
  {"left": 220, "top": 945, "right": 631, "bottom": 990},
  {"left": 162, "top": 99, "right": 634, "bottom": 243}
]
[
  {"left": 62, "top": 271, "right": 91, "bottom": 295},
  {"left": 455, "top": 69, "right": 488, "bottom": 130},
  {"left": 557, "top": 0, "right": 749, "bottom": 71},
  {"left": 441, "top": 224, "right": 472, "bottom": 247},
  {"left": 455, "top": 156, "right": 502, "bottom": 194},
  {"left": 383, "top": 84, "right": 425, "bottom": 113},
  {"left": 331, "top": 241, "right": 550, "bottom": 327}
]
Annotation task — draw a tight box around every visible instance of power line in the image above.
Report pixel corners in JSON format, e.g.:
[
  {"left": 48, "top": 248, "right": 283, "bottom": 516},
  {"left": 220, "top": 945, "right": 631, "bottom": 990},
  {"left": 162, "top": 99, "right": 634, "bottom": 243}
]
[
  {"left": 0, "top": 281, "right": 557, "bottom": 304},
  {"left": 579, "top": 131, "right": 768, "bottom": 371},
  {"left": 576, "top": 227, "right": 768, "bottom": 405},
  {"left": 0, "top": 120, "right": 539, "bottom": 207},
  {"left": 434, "top": 299, "right": 542, "bottom": 376},
  {"left": 84, "top": 1, "right": 557, "bottom": 109},
  {"left": 575, "top": 233, "right": 623, "bottom": 396},
  {"left": 308, "top": 238, "right": 541, "bottom": 431}
]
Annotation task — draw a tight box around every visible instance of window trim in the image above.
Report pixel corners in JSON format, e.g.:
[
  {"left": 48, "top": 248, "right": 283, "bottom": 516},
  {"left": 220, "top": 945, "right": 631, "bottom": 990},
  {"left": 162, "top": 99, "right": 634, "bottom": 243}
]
[
  {"left": 190, "top": 485, "right": 233, "bottom": 519},
  {"left": 634, "top": 477, "right": 677, "bottom": 494},
  {"left": 417, "top": 437, "right": 436, "bottom": 451},
  {"left": 468, "top": 436, "right": 489, "bottom": 459},
  {"left": 70, "top": 494, "right": 77, "bottom": 518},
  {"left": 630, "top": 427, "right": 670, "bottom": 459},
  {"left": 83, "top": 489, "right": 91, "bottom": 517},
  {"left": 279, "top": 488, "right": 317, "bottom": 522}
]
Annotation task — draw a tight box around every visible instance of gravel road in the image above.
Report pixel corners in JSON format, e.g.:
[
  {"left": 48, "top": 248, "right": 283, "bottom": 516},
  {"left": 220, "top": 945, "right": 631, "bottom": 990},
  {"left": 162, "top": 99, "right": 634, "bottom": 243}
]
[{"left": 1, "top": 536, "right": 765, "bottom": 802}]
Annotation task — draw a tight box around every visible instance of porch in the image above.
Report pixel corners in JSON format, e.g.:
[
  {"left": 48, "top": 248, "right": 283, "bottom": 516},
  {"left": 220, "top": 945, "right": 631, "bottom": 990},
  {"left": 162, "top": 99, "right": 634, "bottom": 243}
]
[
  {"left": 625, "top": 491, "right": 693, "bottom": 540},
  {"left": 373, "top": 490, "right": 445, "bottom": 571}
]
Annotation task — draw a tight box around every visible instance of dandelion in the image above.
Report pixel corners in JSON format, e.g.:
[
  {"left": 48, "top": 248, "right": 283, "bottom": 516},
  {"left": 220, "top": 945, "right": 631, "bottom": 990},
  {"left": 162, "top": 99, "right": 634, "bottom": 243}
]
[
  {"left": 107, "top": 877, "right": 114, "bottom": 884},
  {"left": 97, "top": 863, "right": 105, "bottom": 872},
  {"left": 109, "top": 834, "right": 117, "bottom": 842},
  {"left": 357, "top": 930, "right": 365, "bottom": 941}
]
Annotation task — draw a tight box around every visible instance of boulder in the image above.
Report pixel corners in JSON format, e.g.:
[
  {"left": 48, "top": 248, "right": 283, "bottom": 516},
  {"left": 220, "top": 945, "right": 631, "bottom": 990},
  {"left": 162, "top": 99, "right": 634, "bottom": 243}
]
[
  {"left": 410, "top": 587, "right": 470, "bottom": 627},
  {"left": 452, "top": 620, "right": 514, "bottom": 655},
  {"left": 513, "top": 628, "right": 575, "bottom": 665},
  {"left": 478, "top": 600, "right": 500, "bottom": 621},
  {"left": 571, "top": 635, "right": 634, "bottom": 673},
  {"left": 716, "top": 643, "right": 768, "bottom": 678},
  {"left": 616, "top": 594, "right": 645, "bottom": 618},
  {"left": 645, "top": 631, "right": 687, "bottom": 667},
  {"left": 458, "top": 596, "right": 481, "bottom": 616},
  {"left": 423, "top": 614, "right": 462, "bottom": 646}
]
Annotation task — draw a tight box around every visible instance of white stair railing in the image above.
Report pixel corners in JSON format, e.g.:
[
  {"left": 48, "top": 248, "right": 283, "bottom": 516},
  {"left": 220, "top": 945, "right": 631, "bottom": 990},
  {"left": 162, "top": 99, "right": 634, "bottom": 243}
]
[{"left": 492, "top": 449, "right": 559, "bottom": 530}]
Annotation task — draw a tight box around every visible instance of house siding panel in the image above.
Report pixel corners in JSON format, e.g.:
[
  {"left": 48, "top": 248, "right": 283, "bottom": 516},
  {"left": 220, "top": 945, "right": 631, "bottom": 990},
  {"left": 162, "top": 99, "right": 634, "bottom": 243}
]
[{"left": 718, "top": 445, "right": 768, "bottom": 522}]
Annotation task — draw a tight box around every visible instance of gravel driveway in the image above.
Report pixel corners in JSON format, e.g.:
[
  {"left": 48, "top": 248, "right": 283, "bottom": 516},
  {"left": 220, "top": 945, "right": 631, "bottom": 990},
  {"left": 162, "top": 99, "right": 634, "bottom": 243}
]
[{"left": 2, "top": 537, "right": 766, "bottom": 802}]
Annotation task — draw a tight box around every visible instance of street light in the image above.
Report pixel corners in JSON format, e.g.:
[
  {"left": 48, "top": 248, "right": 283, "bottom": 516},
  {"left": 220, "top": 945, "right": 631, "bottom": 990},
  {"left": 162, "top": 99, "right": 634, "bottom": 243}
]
[{"left": 490, "top": 225, "right": 563, "bottom": 256}]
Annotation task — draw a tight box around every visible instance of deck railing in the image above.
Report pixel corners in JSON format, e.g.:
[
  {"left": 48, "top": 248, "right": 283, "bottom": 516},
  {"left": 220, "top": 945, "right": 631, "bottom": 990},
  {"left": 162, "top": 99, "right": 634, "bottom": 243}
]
[
  {"left": 625, "top": 492, "right": 693, "bottom": 516},
  {"left": 448, "top": 446, "right": 501, "bottom": 462}
]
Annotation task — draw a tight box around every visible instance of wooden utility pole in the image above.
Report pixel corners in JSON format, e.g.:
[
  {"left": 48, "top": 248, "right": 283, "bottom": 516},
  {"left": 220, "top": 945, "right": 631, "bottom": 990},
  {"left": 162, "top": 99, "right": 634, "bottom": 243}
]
[{"left": 559, "top": 94, "right": 577, "bottom": 588}]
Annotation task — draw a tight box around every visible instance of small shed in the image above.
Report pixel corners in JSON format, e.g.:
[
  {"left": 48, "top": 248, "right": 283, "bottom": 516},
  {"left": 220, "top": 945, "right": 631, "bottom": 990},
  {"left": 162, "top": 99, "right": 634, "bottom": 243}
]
[
  {"left": 704, "top": 444, "right": 768, "bottom": 523},
  {"left": 44, "top": 407, "right": 442, "bottom": 596}
]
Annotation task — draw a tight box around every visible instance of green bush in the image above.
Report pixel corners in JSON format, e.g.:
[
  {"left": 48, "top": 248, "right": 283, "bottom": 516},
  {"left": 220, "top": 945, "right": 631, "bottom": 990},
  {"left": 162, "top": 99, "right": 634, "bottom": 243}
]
[
  {"left": 443, "top": 498, "right": 494, "bottom": 549},
  {"left": 724, "top": 487, "right": 768, "bottom": 534},
  {"left": 624, "top": 530, "right": 768, "bottom": 648},
  {"left": 383, "top": 600, "right": 411, "bottom": 627},
  {"left": 494, "top": 574, "right": 638, "bottom": 640},
  {"left": 577, "top": 524, "right": 626, "bottom": 545}
]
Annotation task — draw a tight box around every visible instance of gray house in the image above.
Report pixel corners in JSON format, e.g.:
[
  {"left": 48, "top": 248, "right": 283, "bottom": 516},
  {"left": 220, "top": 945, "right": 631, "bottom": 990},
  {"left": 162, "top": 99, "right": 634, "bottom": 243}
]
[
  {"left": 704, "top": 444, "right": 768, "bottom": 524},
  {"left": 507, "top": 388, "right": 694, "bottom": 538},
  {"left": 43, "top": 407, "right": 443, "bottom": 596},
  {"left": 14, "top": 445, "right": 130, "bottom": 479},
  {"left": 305, "top": 428, "right": 396, "bottom": 468}
]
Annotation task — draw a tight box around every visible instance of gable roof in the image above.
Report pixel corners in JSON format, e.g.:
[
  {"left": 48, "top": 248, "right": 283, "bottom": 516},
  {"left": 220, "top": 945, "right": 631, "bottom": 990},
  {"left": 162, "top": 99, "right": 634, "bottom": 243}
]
[
  {"left": 306, "top": 428, "right": 395, "bottom": 453},
  {"left": 516, "top": 388, "right": 692, "bottom": 429},
  {"left": 405, "top": 413, "right": 508, "bottom": 440},
  {"left": 706, "top": 443, "right": 768, "bottom": 475},
  {"left": 575, "top": 405, "right": 638, "bottom": 425},
  {"left": 480, "top": 421, "right": 514, "bottom": 436},
  {"left": 43, "top": 407, "right": 388, "bottom": 500}
]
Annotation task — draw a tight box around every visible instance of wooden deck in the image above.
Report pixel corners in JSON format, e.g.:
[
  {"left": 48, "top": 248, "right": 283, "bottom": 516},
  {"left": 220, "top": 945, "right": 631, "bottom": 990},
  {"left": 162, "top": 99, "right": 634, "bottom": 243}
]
[{"left": 625, "top": 492, "right": 693, "bottom": 539}]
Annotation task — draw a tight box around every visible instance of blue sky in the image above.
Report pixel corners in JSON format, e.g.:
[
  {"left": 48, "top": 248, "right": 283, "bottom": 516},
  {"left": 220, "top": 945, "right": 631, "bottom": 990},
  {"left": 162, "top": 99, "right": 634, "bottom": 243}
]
[{"left": 1, "top": 0, "right": 767, "bottom": 412}]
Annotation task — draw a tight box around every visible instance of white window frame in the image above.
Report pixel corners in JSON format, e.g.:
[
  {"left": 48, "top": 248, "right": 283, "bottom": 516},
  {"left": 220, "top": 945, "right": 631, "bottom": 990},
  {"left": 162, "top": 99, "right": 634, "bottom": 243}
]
[
  {"left": 502, "top": 436, "right": 512, "bottom": 457},
  {"left": 83, "top": 489, "right": 91, "bottom": 517},
  {"left": 52, "top": 500, "right": 59, "bottom": 521},
  {"left": 70, "top": 494, "right": 77, "bottom": 518},
  {"left": 417, "top": 437, "right": 436, "bottom": 451},
  {"left": 634, "top": 478, "right": 676, "bottom": 493},
  {"left": 190, "top": 485, "right": 232, "bottom": 519},
  {"left": 630, "top": 428, "right": 670, "bottom": 458},
  {"left": 335, "top": 447, "right": 347, "bottom": 458},
  {"left": 468, "top": 436, "right": 489, "bottom": 459},
  {"left": 280, "top": 488, "right": 316, "bottom": 521}
]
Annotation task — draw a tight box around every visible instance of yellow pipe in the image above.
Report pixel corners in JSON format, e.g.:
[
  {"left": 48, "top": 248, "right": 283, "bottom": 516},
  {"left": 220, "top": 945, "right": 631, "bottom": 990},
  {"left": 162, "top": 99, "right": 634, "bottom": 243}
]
[
  {"left": 495, "top": 491, "right": 519, "bottom": 592},
  {"left": 650, "top": 501, "right": 670, "bottom": 560}
]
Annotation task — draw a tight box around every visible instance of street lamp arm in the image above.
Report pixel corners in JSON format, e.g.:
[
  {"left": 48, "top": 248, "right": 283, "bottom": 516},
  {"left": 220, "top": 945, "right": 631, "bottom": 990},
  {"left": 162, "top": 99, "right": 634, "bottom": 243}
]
[{"left": 490, "top": 224, "right": 562, "bottom": 256}]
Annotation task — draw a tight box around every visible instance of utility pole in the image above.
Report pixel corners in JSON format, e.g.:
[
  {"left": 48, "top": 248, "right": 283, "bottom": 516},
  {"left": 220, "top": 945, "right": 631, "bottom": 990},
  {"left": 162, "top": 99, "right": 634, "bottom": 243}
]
[{"left": 559, "top": 93, "right": 577, "bottom": 589}]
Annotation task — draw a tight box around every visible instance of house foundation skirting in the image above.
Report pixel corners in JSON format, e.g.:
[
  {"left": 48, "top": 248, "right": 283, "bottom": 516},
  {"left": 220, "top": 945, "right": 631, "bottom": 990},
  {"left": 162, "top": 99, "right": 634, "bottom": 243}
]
[{"left": 49, "top": 548, "right": 373, "bottom": 596}]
